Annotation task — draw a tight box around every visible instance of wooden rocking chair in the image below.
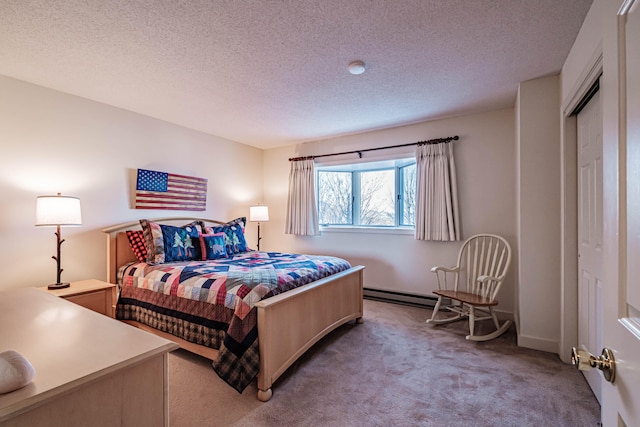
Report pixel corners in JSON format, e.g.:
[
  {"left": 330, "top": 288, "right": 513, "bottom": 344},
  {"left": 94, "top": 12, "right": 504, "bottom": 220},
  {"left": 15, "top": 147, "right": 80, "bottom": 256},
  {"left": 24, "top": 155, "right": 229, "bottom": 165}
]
[{"left": 427, "top": 234, "right": 512, "bottom": 341}]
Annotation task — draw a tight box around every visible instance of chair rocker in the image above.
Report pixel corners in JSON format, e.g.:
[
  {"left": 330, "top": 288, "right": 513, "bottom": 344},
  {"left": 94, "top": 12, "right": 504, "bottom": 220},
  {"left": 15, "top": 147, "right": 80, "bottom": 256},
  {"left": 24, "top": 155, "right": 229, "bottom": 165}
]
[{"left": 426, "top": 234, "right": 512, "bottom": 341}]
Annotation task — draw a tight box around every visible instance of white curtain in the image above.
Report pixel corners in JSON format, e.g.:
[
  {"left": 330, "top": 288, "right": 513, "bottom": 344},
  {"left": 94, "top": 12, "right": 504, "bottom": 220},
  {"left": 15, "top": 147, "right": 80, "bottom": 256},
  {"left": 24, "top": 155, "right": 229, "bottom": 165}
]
[
  {"left": 285, "top": 159, "right": 320, "bottom": 236},
  {"left": 415, "top": 142, "right": 461, "bottom": 241}
]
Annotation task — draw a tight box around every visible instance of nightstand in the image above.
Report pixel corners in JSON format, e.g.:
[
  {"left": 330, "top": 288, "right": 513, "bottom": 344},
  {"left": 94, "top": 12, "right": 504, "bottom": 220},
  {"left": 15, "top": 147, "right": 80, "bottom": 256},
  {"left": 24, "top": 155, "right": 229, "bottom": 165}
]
[{"left": 40, "top": 279, "right": 117, "bottom": 317}]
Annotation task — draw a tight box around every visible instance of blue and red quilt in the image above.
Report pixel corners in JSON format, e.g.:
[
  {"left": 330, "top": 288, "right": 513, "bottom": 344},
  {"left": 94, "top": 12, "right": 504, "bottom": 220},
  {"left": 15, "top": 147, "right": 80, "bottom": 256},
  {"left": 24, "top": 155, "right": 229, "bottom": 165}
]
[{"left": 116, "top": 251, "right": 351, "bottom": 392}]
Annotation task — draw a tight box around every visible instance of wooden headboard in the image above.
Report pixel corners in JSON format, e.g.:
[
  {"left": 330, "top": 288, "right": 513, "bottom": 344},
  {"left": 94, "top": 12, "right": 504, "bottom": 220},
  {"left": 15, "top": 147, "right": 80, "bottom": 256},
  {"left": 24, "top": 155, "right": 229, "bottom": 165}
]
[{"left": 101, "top": 217, "right": 227, "bottom": 284}]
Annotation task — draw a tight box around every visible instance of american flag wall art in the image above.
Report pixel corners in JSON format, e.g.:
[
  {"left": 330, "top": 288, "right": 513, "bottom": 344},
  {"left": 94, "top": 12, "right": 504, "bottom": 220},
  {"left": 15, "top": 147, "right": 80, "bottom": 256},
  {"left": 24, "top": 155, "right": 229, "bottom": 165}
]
[{"left": 135, "top": 169, "right": 208, "bottom": 211}]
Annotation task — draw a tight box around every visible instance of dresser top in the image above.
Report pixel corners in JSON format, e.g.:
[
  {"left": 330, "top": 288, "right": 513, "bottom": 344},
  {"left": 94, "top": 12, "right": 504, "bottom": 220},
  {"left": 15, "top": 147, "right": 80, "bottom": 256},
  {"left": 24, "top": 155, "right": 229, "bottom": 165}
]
[{"left": 0, "top": 287, "right": 177, "bottom": 420}]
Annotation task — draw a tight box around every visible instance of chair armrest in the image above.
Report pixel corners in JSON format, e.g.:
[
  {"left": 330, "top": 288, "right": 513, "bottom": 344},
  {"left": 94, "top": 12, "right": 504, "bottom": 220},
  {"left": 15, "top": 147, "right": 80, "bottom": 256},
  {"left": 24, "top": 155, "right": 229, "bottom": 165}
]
[
  {"left": 431, "top": 266, "right": 459, "bottom": 273},
  {"left": 477, "top": 274, "right": 503, "bottom": 283}
]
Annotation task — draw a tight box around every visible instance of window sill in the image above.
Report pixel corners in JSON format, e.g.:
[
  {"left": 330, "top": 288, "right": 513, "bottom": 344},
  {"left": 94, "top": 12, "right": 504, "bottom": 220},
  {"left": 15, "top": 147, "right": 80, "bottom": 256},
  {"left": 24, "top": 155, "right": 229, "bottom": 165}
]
[{"left": 320, "top": 226, "right": 415, "bottom": 236}]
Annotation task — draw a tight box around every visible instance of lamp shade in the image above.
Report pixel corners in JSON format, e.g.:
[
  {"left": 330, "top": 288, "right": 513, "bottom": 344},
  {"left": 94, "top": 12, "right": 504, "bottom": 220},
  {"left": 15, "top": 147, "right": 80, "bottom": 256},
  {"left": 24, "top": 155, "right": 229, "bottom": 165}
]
[
  {"left": 249, "top": 205, "right": 269, "bottom": 222},
  {"left": 35, "top": 194, "right": 82, "bottom": 226}
]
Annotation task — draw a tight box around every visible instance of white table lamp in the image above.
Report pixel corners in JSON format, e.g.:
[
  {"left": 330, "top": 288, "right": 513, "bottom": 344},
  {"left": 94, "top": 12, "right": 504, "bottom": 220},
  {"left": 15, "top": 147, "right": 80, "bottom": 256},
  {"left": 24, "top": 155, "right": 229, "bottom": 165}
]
[
  {"left": 249, "top": 205, "right": 269, "bottom": 251},
  {"left": 36, "top": 193, "right": 82, "bottom": 289}
]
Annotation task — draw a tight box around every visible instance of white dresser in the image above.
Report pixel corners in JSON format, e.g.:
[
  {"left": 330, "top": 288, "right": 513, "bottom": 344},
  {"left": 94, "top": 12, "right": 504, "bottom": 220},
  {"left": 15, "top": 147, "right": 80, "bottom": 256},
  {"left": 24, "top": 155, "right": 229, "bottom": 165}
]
[{"left": 0, "top": 287, "right": 178, "bottom": 427}]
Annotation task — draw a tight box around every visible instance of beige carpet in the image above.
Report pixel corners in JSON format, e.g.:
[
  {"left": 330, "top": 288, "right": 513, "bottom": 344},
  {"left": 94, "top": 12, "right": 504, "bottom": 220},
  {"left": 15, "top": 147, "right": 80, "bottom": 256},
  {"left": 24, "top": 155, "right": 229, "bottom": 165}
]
[{"left": 168, "top": 299, "right": 600, "bottom": 426}]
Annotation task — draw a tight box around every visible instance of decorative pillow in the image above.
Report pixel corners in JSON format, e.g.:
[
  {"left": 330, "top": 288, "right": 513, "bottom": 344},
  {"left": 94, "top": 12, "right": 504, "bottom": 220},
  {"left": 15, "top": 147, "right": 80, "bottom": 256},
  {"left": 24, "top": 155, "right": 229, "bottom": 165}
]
[
  {"left": 203, "top": 217, "right": 246, "bottom": 235},
  {"left": 199, "top": 233, "right": 228, "bottom": 260},
  {"left": 140, "top": 219, "right": 204, "bottom": 264},
  {"left": 0, "top": 350, "right": 36, "bottom": 394},
  {"left": 140, "top": 219, "right": 165, "bottom": 264},
  {"left": 209, "top": 217, "right": 249, "bottom": 255},
  {"left": 160, "top": 224, "right": 202, "bottom": 262},
  {"left": 125, "top": 230, "right": 148, "bottom": 263}
]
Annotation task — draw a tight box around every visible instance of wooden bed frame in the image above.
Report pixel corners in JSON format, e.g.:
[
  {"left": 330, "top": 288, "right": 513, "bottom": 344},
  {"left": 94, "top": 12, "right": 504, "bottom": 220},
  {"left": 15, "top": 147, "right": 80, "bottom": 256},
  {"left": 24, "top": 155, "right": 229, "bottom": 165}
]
[{"left": 102, "top": 218, "right": 364, "bottom": 402}]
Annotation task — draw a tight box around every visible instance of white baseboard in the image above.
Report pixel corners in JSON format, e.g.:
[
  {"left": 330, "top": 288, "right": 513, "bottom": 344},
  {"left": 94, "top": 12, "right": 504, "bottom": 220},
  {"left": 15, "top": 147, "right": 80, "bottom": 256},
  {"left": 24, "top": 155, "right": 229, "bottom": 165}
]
[
  {"left": 517, "top": 334, "right": 559, "bottom": 354},
  {"left": 363, "top": 288, "right": 438, "bottom": 307}
]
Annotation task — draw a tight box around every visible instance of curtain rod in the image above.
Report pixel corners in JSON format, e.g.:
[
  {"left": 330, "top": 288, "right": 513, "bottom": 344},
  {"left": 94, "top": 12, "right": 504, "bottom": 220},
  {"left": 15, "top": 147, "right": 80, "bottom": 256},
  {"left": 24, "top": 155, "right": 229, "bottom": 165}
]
[{"left": 288, "top": 135, "right": 459, "bottom": 162}]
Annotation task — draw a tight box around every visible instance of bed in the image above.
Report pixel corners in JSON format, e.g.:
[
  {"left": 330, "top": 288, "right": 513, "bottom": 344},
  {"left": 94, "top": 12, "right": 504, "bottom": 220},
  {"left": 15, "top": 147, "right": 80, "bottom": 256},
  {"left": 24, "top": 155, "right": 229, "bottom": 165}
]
[{"left": 102, "top": 217, "right": 364, "bottom": 402}]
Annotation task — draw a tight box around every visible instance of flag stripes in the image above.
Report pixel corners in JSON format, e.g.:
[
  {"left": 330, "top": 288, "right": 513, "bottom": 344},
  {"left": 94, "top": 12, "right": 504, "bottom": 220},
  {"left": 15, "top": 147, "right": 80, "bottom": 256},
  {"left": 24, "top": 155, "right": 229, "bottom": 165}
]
[{"left": 135, "top": 169, "right": 207, "bottom": 211}]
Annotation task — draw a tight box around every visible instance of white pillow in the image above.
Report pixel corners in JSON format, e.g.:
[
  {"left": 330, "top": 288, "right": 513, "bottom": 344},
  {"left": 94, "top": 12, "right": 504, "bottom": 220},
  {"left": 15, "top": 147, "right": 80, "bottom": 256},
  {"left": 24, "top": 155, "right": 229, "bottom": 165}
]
[{"left": 0, "top": 350, "right": 35, "bottom": 394}]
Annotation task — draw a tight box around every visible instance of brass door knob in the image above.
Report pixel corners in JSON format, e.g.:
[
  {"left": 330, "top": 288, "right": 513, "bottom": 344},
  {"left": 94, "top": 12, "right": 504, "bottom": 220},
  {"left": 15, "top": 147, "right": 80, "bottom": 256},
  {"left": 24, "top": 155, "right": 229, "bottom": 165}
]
[{"left": 571, "top": 347, "right": 616, "bottom": 383}]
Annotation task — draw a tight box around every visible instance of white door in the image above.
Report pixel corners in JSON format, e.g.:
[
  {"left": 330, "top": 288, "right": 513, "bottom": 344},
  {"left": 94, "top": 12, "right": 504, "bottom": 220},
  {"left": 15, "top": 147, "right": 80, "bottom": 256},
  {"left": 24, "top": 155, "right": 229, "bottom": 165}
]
[
  {"left": 601, "top": 0, "right": 640, "bottom": 425},
  {"left": 577, "top": 89, "right": 603, "bottom": 403}
]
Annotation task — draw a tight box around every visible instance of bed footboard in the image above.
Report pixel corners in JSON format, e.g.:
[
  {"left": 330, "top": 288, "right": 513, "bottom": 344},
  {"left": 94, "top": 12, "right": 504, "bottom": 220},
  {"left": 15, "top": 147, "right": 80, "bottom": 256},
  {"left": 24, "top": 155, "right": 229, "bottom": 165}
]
[{"left": 255, "top": 265, "right": 364, "bottom": 401}]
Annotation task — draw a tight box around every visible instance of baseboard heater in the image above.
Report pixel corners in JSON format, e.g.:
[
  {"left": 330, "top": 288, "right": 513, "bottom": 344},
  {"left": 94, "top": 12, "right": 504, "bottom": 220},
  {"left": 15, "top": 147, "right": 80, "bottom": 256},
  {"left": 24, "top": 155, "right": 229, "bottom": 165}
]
[{"left": 363, "top": 288, "right": 439, "bottom": 308}]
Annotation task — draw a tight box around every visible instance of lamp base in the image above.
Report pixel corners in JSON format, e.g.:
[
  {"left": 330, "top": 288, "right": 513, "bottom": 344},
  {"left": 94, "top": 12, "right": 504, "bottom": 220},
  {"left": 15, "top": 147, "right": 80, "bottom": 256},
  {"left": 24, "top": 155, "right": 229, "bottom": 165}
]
[{"left": 47, "top": 282, "right": 70, "bottom": 290}]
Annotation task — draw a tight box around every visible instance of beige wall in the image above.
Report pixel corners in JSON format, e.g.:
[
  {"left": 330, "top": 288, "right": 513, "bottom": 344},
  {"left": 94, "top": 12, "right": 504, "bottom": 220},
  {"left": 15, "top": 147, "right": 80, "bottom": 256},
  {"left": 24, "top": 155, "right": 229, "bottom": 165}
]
[
  {"left": 561, "top": 0, "right": 603, "bottom": 104},
  {"left": 0, "top": 76, "right": 264, "bottom": 291},
  {"left": 559, "top": 0, "right": 603, "bottom": 363},
  {"left": 516, "top": 75, "right": 562, "bottom": 353},
  {"left": 263, "top": 108, "right": 518, "bottom": 315}
]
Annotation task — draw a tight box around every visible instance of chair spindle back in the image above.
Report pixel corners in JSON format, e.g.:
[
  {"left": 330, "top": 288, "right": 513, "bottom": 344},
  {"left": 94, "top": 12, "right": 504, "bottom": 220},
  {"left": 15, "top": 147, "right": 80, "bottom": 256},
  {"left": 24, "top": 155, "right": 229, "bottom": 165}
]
[{"left": 456, "top": 234, "right": 511, "bottom": 300}]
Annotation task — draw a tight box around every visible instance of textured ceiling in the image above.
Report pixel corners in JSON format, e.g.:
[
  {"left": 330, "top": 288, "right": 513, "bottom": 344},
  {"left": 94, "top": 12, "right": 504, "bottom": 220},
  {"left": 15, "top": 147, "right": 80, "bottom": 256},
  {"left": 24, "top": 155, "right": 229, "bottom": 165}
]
[{"left": 0, "top": 0, "right": 593, "bottom": 149}]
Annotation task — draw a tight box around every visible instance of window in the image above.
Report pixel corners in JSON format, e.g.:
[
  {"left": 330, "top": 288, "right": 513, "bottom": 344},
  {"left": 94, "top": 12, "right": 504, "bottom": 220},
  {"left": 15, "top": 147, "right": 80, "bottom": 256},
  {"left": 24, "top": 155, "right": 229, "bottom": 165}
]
[
  {"left": 317, "top": 171, "right": 352, "bottom": 224},
  {"left": 317, "top": 158, "right": 416, "bottom": 228}
]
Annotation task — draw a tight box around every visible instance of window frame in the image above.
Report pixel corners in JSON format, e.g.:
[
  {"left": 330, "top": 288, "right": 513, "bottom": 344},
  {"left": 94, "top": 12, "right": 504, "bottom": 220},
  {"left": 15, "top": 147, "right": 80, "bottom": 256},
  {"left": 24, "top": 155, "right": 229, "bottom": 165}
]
[{"left": 398, "top": 162, "right": 417, "bottom": 227}]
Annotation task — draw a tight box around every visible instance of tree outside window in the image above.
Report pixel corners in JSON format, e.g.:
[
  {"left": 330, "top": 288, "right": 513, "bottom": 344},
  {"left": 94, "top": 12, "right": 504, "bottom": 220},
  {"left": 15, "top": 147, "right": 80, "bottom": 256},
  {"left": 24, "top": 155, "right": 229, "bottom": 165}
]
[{"left": 318, "top": 171, "right": 352, "bottom": 224}]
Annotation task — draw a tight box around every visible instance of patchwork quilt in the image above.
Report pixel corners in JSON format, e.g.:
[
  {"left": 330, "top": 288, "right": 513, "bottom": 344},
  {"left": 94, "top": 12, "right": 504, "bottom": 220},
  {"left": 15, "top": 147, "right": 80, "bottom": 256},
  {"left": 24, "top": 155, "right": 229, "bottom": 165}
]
[{"left": 116, "top": 251, "right": 351, "bottom": 392}]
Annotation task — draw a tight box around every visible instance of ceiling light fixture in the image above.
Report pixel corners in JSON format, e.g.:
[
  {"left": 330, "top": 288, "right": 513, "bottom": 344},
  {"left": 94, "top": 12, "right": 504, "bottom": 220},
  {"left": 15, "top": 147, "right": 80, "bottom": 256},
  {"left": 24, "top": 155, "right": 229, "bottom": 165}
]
[{"left": 348, "top": 60, "right": 366, "bottom": 75}]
